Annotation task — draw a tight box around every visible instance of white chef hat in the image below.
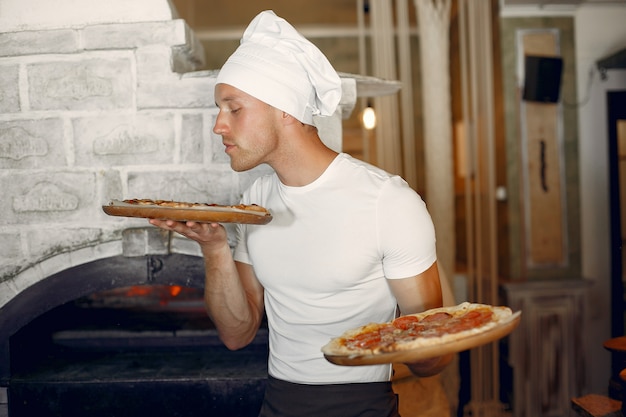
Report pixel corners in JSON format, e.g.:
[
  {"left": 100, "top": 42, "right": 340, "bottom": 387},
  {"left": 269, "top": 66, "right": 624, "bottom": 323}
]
[{"left": 215, "top": 10, "right": 342, "bottom": 126}]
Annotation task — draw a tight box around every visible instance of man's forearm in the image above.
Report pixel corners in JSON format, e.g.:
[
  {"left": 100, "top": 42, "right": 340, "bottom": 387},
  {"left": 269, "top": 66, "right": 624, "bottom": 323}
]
[{"left": 202, "top": 243, "right": 262, "bottom": 350}]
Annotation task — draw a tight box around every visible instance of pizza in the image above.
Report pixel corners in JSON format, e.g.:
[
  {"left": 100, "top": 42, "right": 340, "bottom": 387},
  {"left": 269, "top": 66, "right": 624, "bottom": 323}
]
[
  {"left": 121, "top": 198, "right": 270, "bottom": 214},
  {"left": 102, "top": 198, "right": 272, "bottom": 225},
  {"left": 322, "top": 302, "right": 519, "bottom": 364}
]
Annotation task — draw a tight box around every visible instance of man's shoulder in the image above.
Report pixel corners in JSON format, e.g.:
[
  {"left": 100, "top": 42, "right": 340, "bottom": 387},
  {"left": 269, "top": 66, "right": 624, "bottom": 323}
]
[
  {"left": 337, "top": 153, "right": 395, "bottom": 181},
  {"left": 338, "top": 154, "right": 414, "bottom": 194}
]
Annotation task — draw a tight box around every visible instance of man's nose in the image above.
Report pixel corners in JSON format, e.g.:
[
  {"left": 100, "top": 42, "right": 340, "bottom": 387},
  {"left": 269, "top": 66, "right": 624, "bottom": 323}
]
[{"left": 213, "top": 112, "right": 225, "bottom": 135}]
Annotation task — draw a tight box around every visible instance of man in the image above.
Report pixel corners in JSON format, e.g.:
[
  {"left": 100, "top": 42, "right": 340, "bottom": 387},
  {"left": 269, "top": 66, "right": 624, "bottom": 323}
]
[{"left": 150, "top": 10, "right": 451, "bottom": 417}]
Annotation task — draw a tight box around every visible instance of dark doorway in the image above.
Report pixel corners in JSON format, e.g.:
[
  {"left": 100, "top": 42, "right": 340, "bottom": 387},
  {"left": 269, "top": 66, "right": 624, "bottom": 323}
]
[{"left": 608, "top": 90, "right": 626, "bottom": 339}]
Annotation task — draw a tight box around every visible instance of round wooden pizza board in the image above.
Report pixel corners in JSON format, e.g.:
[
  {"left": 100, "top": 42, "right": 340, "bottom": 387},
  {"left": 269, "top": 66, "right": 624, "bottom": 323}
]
[
  {"left": 102, "top": 200, "right": 273, "bottom": 225},
  {"left": 324, "top": 311, "right": 521, "bottom": 366}
]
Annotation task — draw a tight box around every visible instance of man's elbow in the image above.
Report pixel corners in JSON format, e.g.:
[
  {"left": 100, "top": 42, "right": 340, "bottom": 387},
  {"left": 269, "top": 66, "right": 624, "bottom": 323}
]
[{"left": 219, "top": 330, "right": 258, "bottom": 351}]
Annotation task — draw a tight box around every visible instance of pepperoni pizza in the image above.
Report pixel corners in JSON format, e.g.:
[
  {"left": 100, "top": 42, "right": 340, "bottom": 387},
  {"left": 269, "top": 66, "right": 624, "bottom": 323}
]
[{"left": 322, "top": 302, "right": 520, "bottom": 365}]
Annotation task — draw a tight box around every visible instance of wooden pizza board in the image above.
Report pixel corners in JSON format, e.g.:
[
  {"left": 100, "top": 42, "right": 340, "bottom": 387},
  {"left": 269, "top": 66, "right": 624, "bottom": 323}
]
[
  {"left": 323, "top": 311, "right": 521, "bottom": 366},
  {"left": 102, "top": 200, "right": 273, "bottom": 225}
]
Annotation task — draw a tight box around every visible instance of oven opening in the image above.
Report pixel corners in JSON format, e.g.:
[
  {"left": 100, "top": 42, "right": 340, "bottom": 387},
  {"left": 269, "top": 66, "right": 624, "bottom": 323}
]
[{"left": 9, "top": 283, "right": 268, "bottom": 417}]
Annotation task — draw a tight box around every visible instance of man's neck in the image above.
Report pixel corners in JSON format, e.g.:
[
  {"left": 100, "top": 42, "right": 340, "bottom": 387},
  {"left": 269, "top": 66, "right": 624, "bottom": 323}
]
[{"left": 273, "top": 135, "right": 338, "bottom": 187}]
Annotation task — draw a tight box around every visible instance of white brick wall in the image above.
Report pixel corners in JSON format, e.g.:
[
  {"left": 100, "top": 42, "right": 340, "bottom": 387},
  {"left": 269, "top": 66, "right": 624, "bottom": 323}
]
[
  {"left": 0, "top": 20, "right": 236, "bottom": 292},
  {"left": 0, "top": 18, "right": 355, "bottom": 310}
]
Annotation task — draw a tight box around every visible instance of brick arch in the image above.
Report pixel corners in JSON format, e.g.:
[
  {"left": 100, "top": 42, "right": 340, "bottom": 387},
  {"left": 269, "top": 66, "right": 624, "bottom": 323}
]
[{"left": 0, "top": 252, "right": 205, "bottom": 383}]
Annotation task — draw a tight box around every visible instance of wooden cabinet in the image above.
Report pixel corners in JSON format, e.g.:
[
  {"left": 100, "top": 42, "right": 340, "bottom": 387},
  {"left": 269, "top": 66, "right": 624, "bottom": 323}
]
[{"left": 501, "top": 280, "right": 589, "bottom": 417}]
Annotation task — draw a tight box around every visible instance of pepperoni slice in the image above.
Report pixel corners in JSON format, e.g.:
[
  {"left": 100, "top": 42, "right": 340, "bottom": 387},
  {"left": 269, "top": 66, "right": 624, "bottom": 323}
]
[
  {"left": 459, "top": 309, "right": 493, "bottom": 326},
  {"left": 345, "top": 331, "right": 382, "bottom": 349},
  {"left": 392, "top": 315, "right": 420, "bottom": 330},
  {"left": 420, "top": 312, "right": 452, "bottom": 323}
]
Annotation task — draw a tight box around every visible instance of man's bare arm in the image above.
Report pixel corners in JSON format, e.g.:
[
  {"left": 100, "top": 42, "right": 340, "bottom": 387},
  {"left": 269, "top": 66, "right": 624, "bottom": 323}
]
[
  {"left": 149, "top": 219, "right": 264, "bottom": 350},
  {"left": 387, "top": 262, "right": 453, "bottom": 377}
]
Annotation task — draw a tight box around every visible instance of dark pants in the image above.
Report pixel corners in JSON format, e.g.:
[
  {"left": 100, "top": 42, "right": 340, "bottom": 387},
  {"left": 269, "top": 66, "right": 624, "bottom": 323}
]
[{"left": 258, "top": 375, "right": 401, "bottom": 417}]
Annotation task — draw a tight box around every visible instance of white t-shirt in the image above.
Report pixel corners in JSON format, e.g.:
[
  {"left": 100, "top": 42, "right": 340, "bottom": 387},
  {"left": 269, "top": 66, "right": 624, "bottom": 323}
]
[{"left": 233, "top": 153, "right": 437, "bottom": 384}]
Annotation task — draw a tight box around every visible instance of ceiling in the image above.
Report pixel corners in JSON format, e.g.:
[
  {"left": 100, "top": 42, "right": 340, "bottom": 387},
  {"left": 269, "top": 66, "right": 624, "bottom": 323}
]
[{"left": 502, "top": 0, "right": 625, "bottom": 5}]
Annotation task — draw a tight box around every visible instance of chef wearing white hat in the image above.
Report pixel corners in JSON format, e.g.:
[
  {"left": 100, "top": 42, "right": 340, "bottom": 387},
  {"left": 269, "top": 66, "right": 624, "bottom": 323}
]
[{"left": 151, "top": 10, "right": 449, "bottom": 417}]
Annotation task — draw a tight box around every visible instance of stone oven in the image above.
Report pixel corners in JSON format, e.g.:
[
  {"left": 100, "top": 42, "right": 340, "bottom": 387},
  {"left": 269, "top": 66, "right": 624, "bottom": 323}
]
[{"left": 0, "top": 2, "right": 369, "bottom": 415}]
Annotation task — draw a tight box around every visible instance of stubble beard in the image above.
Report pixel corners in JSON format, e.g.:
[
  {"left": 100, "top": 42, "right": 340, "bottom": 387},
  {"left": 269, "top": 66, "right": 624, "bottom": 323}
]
[
  {"left": 227, "top": 124, "right": 279, "bottom": 172},
  {"left": 228, "top": 141, "right": 273, "bottom": 172}
]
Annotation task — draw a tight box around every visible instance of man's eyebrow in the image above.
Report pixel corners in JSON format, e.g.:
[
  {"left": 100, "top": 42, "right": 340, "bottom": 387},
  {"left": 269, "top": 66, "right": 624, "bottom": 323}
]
[{"left": 215, "top": 96, "right": 238, "bottom": 107}]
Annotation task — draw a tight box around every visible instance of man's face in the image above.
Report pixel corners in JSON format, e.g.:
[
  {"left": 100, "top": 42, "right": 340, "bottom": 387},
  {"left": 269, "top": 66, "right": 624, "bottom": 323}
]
[{"left": 213, "top": 83, "right": 281, "bottom": 172}]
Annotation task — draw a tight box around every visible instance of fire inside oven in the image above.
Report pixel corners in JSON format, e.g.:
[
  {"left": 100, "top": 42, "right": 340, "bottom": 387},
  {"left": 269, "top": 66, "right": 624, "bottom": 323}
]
[{"left": 8, "top": 280, "right": 269, "bottom": 417}]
